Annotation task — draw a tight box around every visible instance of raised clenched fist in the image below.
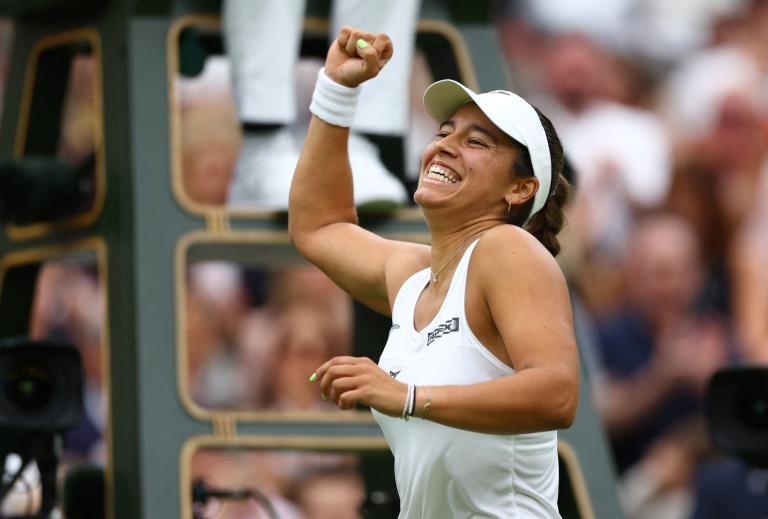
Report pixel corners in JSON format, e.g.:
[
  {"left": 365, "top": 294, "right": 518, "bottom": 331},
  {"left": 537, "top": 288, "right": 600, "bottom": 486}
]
[{"left": 324, "top": 26, "right": 394, "bottom": 88}]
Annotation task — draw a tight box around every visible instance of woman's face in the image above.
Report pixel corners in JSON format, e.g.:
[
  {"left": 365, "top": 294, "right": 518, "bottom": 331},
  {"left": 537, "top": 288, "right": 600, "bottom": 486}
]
[{"left": 414, "top": 103, "right": 523, "bottom": 217}]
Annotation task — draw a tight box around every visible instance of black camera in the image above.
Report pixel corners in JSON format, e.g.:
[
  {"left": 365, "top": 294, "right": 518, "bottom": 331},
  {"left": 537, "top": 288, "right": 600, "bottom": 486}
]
[
  {"left": 0, "top": 156, "right": 94, "bottom": 226},
  {"left": 0, "top": 337, "right": 84, "bottom": 432},
  {"left": 705, "top": 366, "right": 768, "bottom": 468},
  {"left": 0, "top": 338, "right": 84, "bottom": 519}
]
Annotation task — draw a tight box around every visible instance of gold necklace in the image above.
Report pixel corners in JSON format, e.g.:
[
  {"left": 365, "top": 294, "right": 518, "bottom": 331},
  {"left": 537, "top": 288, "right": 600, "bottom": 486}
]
[{"left": 430, "top": 232, "right": 485, "bottom": 284}]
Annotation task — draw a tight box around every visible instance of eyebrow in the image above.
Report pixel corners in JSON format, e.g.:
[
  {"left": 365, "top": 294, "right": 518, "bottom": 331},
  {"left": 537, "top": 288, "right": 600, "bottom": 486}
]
[{"left": 439, "top": 120, "right": 500, "bottom": 143}]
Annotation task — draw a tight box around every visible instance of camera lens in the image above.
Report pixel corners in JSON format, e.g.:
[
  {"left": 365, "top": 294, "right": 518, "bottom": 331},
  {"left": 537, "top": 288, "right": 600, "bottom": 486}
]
[
  {"left": 735, "top": 391, "right": 768, "bottom": 430},
  {"left": 3, "top": 361, "right": 54, "bottom": 412}
]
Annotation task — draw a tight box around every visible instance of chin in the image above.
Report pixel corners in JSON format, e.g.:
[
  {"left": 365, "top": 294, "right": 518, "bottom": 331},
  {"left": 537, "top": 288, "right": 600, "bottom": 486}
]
[
  {"left": 413, "top": 186, "right": 432, "bottom": 208},
  {"left": 414, "top": 194, "right": 446, "bottom": 214}
]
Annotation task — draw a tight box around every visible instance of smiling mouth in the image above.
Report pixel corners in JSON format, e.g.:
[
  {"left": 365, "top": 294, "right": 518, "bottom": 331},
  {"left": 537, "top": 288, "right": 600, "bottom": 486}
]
[{"left": 426, "top": 164, "right": 460, "bottom": 184}]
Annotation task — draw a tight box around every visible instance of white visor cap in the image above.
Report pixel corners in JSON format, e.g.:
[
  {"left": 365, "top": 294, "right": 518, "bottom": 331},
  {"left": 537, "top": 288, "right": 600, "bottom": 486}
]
[{"left": 423, "top": 79, "right": 552, "bottom": 221}]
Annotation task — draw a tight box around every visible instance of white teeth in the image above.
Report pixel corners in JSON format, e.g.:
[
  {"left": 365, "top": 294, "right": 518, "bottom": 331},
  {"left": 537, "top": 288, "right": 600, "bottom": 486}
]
[{"left": 427, "top": 164, "right": 459, "bottom": 184}]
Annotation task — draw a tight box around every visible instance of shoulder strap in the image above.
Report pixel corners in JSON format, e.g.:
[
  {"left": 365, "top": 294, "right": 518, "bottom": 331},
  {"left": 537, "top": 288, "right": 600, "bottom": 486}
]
[
  {"left": 391, "top": 268, "right": 430, "bottom": 322},
  {"left": 436, "top": 239, "right": 481, "bottom": 320}
]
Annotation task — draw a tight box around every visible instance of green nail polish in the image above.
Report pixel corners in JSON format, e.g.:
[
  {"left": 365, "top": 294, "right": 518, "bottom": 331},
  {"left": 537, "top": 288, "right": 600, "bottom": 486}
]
[
  {"left": 320, "top": 393, "right": 327, "bottom": 401},
  {"left": 309, "top": 372, "right": 318, "bottom": 382},
  {"left": 356, "top": 39, "right": 369, "bottom": 49}
]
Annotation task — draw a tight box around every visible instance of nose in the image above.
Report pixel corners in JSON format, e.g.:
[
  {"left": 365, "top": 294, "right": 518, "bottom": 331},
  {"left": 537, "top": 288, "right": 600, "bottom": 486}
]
[{"left": 435, "top": 134, "right": 458, "bottom": 156}]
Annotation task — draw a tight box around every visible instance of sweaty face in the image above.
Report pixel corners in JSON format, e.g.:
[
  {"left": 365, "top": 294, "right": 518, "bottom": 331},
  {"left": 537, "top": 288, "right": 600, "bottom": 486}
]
[{"left": 414, "top": 103, "right": 521, "bottom": 215}]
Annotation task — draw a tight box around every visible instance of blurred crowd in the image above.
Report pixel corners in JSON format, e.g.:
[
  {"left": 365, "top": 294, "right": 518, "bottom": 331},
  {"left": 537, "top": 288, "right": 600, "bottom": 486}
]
[
  {"left": 3, "top": 0, "right": 768, "bottom": 516},
  {"left": 191, "top": 448, "right": 369, "bottom": 519},
  {"left": 186, "top": 263, "right": 366, "bottom": 517},
  {"left": 495, "top": 0, "right": 768, "bottom": 517},
  {"left": 30, "top": 260, "right": 106, "bottom": 467},
  {"left": 0, "top": 259, "right": 107, "bottom": 518},
  {"left": 186, "top": 262, "right": 352, "bottom": 412}
]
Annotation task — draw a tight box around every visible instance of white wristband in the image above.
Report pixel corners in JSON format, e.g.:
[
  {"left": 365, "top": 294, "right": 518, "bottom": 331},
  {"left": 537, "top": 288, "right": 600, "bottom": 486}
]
[{"left": 309, "top": 67, "right": 361, "bottom": 128}]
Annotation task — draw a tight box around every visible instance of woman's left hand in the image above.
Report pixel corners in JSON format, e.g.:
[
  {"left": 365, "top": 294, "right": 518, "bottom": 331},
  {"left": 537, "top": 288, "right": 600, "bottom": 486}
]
[{"left": 311, "top": 356, "right": 406, "bottom": 416}]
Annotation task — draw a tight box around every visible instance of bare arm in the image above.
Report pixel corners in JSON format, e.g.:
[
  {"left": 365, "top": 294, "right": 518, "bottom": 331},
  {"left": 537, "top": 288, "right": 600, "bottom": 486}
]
[
  {"left": 730, "top": 221, "right": 768, "bottom": 363},
  {"left": 415, "top": 228, "right": 580, "bottom": 433},
  {"left": 288, "top": 27, "right": 428, "bottom": 314},
  {"left": 315, "top": 228, "right": 581, "bottom": 434}
]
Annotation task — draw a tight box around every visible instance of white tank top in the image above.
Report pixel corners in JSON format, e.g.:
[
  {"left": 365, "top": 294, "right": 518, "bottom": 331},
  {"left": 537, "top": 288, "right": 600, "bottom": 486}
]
[{"left": 372, "top": 240, "right": 561, "bottom": 518}]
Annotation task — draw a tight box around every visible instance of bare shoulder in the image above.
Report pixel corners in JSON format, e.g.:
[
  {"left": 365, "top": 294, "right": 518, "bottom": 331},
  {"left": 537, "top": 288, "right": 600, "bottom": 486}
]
[{"left": 472, "top": 225, "right": 566, "bottom": 286}]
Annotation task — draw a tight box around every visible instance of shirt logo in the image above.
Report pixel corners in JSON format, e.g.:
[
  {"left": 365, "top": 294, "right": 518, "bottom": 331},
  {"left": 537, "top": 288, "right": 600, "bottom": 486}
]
[
  {"left": 427, "top": 317, "right": 460, "bottom": 346},
  {"left": 389, "top": 370, "right": 401, "bottom": 378}
]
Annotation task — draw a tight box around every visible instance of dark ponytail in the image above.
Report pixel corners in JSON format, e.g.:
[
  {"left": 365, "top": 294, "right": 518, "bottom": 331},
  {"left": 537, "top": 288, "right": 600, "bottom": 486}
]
[
  {"left": 523, "top": 172, "right": 570, "bottom": 256},
  {"left": 506, "top": 109, "right": 571, "bottom": 257}
]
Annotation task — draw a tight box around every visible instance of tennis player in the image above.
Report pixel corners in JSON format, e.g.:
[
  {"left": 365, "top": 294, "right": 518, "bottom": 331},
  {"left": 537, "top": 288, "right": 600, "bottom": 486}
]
[{"left": 288, "top": 26, "right": 580, "bottom": 518}]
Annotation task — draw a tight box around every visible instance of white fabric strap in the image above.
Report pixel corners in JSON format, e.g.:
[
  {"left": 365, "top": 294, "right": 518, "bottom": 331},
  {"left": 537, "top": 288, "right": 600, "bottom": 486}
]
[{"left": 309, "top": 67, "right": 361, "bottom": 128}]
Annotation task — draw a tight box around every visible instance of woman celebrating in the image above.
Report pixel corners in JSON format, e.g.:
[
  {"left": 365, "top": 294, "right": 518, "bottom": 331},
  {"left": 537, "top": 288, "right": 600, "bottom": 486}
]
[{"left": 288, "top": 26, "right": 579, "bottom": 518}]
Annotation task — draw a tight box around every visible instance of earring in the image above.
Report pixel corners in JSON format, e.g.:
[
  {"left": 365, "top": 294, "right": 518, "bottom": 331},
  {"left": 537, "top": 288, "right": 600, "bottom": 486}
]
[{"left": 507, "top": 199, "right": 513, "bottom": 213}]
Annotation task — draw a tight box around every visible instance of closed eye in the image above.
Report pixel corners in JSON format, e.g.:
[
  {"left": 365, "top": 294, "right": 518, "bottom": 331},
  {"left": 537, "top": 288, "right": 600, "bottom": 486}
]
[{"left": 469, "top": 138, "right": 496, "bottom": 150}]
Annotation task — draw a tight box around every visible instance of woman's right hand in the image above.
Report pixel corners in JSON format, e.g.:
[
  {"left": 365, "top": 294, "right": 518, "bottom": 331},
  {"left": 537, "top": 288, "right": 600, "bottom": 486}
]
[{"left": 324, "top": 26, "right": 393, "bottom": 88}]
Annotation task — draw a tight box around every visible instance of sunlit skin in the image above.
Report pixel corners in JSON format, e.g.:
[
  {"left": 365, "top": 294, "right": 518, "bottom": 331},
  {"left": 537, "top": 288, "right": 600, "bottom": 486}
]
[{"left": 414, "top": 103, "right": 539, "bottom": 232}]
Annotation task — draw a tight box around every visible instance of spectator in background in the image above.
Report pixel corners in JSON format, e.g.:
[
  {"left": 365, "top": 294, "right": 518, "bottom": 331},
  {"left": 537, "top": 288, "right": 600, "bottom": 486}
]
[
  {"left": 625, "top": 0, "right": 749, "bottom": 66},
  {"left": 30, "top": 261, "right": 106, "bottom": 465},
  {"left": 187, "top": 263, "right": 353, "bottom": 412},
  {"left": 191, "top": 449, "right": 366, "bottom": 519},
  {"left": 511, "top": 0, "right": 748, "bottom": 64},
  {"left": 592, "top": 212, "right": 729, "bottom": 466},
  {"left": 658, "top": 0, "right": 768, "bottom": 147},
  {"left": 664, "top": 155, "right": 732, "bottom": 315},
  {"left": 222, "top": 0, "right": 416, "bottom": 210},
  {"left": 665, "top": 91, "right": 768, "bottom": 317},
  {"left": 729, "top": 168, "right": 768, "bottom": 364},
  {"left": 516, "top": 31, "right": 673, "bottom": 318},
  {"left": 696, "top": 92, "right": 768, "bottom": 240},
  {"left": 590, "top": 212, "right": 731, "bottom": 517},
  {"left": 191, "top": 449, "right": 304, "bottom": 519},
  {"left": 660, "top": 1, "right": 768, "bottom": 367},
  {"left": 291, "top": 467, "right": 366, "bottom": 519},
  {"left": 256, "top": 266, "right": 352, "bottom": 411},
  {"left": 186, "top": 261, "right": 253, "bottom": 409},
  {"left": 177, "top": 58, "right": 239, "bottom": 206}
]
